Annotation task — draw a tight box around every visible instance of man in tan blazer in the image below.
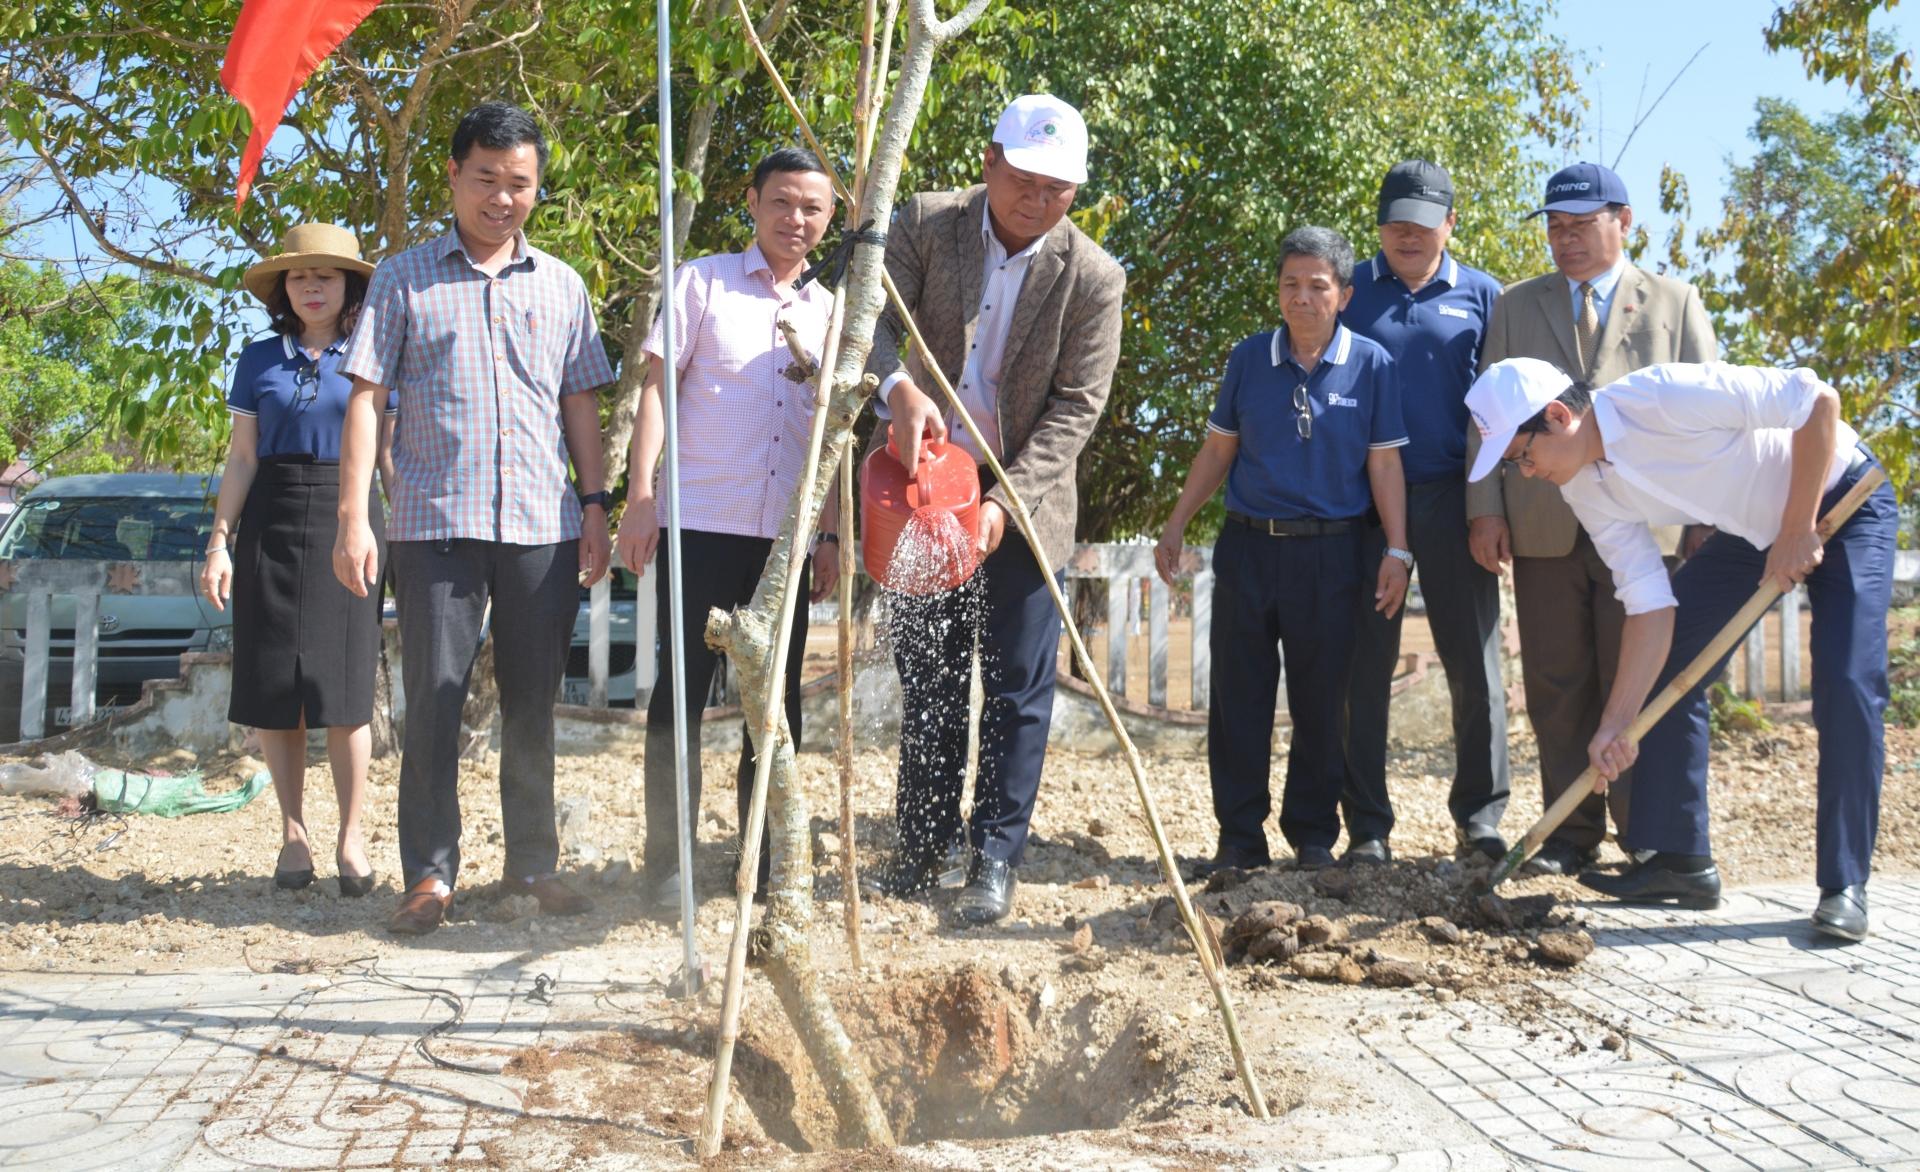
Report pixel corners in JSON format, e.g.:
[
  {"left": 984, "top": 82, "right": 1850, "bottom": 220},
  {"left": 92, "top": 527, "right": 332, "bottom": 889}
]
[
  {"left": 1466, "top": 162, "right": 1716, "bottom": 876},
  {"left": 863, "top": 94, "right": 1127, "bottom": 924}
]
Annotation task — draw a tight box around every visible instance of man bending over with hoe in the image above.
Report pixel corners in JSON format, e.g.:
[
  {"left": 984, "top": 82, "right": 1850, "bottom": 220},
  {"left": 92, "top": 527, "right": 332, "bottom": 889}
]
[{"left": 1466, "top": 358, "right": 1897, "bottom": 941}]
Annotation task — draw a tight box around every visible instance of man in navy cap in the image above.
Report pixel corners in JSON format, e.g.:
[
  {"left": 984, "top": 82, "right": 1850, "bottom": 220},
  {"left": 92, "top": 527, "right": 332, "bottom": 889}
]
[
  {"left": 1465, "top": 162, "right": 1716, "bottom": 877},
  {"left": 1339, "top": 160, "right": 1510, "bottom": 867}
]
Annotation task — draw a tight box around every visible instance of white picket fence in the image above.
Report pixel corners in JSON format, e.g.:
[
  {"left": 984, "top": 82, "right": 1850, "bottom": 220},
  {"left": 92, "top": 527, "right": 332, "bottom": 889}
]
[{"left": 8, "top": 546, "right": 1919, "bottom": 737}]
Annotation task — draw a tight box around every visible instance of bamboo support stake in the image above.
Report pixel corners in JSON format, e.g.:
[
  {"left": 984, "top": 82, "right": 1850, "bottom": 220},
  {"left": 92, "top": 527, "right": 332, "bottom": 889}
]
[
  {"left": 699, "top": 295, "right": 856, "bottom": 1161},
  {"left": 833, "top": 0, "right": 880, "bottom": 974},
  {"left": 1490, "top": 464, "right": 1888, "bottom": 887},
  {"left": 726, "top": 1, "right": 1268, "bottom": 1122},
  {"left": 884, "top": 272, "right": 1270, "bottom": 1120}
]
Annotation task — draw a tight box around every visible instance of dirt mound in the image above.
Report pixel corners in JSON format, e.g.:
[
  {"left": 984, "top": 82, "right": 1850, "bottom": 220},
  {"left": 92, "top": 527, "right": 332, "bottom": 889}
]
[{"left": 1146, "top": 855, "right": 1590, "bottom": 993}]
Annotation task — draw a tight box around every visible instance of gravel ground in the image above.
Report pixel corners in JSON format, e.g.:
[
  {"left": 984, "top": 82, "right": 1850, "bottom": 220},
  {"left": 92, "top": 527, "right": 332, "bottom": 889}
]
[{"left": 1, "top": 702, "right": 1915, "bottom": 1159}]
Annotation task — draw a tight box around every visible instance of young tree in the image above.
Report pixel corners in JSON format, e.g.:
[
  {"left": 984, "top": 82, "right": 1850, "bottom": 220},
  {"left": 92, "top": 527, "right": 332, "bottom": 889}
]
[{"left": 1660, "top": 4, "right": 1918, "bottom": 498}]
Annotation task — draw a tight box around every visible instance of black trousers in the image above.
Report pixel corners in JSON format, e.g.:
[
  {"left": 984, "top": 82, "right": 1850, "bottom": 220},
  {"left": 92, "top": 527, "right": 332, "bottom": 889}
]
[
  {"left": 1341, "top": 477, "right": 1510, "bottom": 839},
  {"left": 390, "top": 538, "right": 577, "bottom": 888},
  {"left": 642, "top": 530, "right": 808, "bottom": 882},
  {"left": 1207, "top": 522, "right": 1361, "bottom": 856},
  {"left": 892, "top": 540, "right": 1062, "bottom": 867}
]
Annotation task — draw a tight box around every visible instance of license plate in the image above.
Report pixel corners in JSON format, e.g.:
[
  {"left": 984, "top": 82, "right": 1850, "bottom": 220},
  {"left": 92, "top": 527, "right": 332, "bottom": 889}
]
[
  {"left": 561, "top": 681, "right": 592, "bottom": 705},
  {"left": 54, "top": 704, "right": 123, "bottom": 726}
]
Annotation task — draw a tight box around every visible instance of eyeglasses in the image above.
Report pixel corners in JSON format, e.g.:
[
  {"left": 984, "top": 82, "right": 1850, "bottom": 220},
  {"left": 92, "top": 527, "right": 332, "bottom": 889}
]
[
  {"left": 293, "top": 362, "right": 320, "bottom": 406},
  {"left": 1503, "top": 431, "right": 1538, "bottom": 471},
  {"left": 1293, "top": 383, "right": 1312, "bottom": 440}
]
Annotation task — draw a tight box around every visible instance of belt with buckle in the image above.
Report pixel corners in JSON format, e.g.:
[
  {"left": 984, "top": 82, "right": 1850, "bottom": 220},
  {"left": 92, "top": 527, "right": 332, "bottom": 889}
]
[{"left": 1225, "top": 510, "right": 1359, "bottom": 537}]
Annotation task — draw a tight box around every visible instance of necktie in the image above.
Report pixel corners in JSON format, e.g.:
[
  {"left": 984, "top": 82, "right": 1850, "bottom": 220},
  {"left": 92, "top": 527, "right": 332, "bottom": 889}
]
[{"left": 1576, "top": 280, "right": 1599, "bottom": 378}]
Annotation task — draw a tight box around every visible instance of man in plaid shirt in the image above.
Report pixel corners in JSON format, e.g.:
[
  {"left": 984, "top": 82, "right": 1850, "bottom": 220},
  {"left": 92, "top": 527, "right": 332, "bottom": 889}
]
[{"left": 334, "top": 102, "right": 616, "bottom": 936}]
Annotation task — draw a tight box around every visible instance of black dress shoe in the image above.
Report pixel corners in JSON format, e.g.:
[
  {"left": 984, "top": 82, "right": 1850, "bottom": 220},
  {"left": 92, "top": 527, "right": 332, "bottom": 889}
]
[
  {"left": 1189, "top": 843, "right": 1272, "bottom": 879},
  {"left": 862, "top": 846, "right": 942, "bottom": 899},
  {"left": 954, "top": 854, "right": 1016, "bottom": 925},
  {"left": 1454, "top": 823, "right": 1509, "bottom": 863},
  {"left": 1293, "top": 845, "right": 1337, "bottom": 871},
  {"left": 1340, "top": 838, "right": 1391, "bottom": 867},
  {"left": 337, "top": 871, "right": 377, "bottom": 898},
  {"left": 1812, "top": 883, "right": 1868, "bottom": 942},
  {"left": 1579, "top": 852, "right": 1721, "bottom": 910},
  {"left": 1522, "top": 837, "right": 1597, "bottom": 878}
]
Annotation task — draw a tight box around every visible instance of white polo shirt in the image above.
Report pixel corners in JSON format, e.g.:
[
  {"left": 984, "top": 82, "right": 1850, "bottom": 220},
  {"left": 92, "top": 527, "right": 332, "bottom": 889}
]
[{"left": 1561, "top": 362, "right": 1861, "bottom": 615}]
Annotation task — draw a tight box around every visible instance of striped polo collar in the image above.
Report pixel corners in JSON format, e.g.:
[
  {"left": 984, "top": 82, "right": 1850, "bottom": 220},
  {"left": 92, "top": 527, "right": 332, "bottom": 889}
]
[{"left": 1270, "top": 322, "right": 1354, "bottom": 368}]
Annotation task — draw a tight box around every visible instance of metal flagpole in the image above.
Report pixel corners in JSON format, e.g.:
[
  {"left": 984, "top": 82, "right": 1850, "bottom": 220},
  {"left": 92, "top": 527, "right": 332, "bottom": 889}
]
[{"left": 655, "top": 0, "right": 700, "bottom": 998}]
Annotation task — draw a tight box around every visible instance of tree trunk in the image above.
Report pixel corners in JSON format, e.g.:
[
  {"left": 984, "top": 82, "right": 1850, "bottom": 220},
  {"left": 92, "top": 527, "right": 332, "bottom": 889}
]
[{"left": 700, "top": 0, "right": 991, "bottom": 1153}]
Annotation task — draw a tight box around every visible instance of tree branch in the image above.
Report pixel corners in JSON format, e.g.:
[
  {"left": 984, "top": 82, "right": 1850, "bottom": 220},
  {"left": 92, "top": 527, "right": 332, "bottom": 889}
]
[{"left": 30, "top": 144, "right": 212, "bottom": 286}]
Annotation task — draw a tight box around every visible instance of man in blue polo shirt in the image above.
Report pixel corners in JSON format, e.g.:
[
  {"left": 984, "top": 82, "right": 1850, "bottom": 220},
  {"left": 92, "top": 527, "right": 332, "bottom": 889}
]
[
  {"left": 1339, "top": 160, "right": 1510, "bottom": 866},
  {"left": 1157, "top": 226, "right": 1411, "bottom": 873}
]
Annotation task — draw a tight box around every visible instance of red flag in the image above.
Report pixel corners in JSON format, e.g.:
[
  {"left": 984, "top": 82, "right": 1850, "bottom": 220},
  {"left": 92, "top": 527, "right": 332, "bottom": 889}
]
[{"left": 221, "top": 0, "right": 384, "bottom": 208}]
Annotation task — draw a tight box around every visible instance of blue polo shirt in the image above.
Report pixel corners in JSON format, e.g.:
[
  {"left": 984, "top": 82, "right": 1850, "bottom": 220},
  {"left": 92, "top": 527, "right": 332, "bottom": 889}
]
[
  {"left": 1207, "top": 324, "right": 1408, "bottom": 521},
  {"left": 1341, "top": 252, "right": 1500, "bottom": 484},
  {"left": 227, "top": 335, "right": 397, "bottom": 461}
]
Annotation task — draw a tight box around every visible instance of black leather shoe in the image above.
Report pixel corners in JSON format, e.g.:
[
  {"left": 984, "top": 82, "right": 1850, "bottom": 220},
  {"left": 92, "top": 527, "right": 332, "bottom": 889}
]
[
  {"left": 954, "top": 855, "right": 1016, "bottom": 925},
  {"left": 1579, "top": 852, "right": 1721, "bottom": 910},
  {"left": 1812, "top": 883, "right": 1868, "bottom": 942},
  {"left": 862, "top": 846, "right": 943, "bottom": 899},
  {"left": 1293, "top": 845, "right": 1337, "bottom": 871},
  {"left": 1189, "top": 843, "right": 1272, "bottom": 879},
  {"left": 1340, "top": 838, "right": 1391, "bottom": 867},
  {"left": 1454, "top": 823, "right": 1509, "bottom": 863},
  {"left": 1522, "top": 837, "right": 1598, "bottom": 877}
]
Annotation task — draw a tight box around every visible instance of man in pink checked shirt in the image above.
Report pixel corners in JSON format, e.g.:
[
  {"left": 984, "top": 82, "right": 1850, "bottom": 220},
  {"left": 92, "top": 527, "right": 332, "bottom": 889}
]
[{"left": 615, "top": 147, "right": 842, "bottom": 914}]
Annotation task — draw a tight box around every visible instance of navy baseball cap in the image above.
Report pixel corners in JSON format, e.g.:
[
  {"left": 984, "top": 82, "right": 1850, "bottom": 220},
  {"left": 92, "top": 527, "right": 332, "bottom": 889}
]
[
  {"left": 1526, "top": 162, "right": 1631, "bottom": 218},
  {"left": 1377, "top": 160, "right": 1454, "bottom": 228}
]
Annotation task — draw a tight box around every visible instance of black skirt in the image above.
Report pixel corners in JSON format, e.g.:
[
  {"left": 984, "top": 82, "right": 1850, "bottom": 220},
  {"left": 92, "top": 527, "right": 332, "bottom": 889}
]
[{"left": 229, "top": 460, "right": 385, "bottom": 729}]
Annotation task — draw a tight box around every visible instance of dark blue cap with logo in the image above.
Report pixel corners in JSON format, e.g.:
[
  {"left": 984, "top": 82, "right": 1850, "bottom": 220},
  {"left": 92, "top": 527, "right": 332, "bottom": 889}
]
[
  {"left": 1377, "top": 160, "right": 1455, "bottom": 229},
  {"left": 1525, "top": 161, "right": 1631, "bottom": 219}
]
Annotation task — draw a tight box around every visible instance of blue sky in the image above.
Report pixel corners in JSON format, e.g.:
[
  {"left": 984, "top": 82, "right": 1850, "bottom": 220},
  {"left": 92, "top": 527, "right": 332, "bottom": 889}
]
[{"left": 1538, "top": 1, "right": 1917, "bottom": 264}]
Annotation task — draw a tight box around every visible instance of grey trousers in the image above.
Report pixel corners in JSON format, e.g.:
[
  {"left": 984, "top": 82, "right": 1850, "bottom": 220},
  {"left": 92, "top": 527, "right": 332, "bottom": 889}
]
[
  {"left": 1341, "top": 477, "right": 1510, "bottom": 840},
  {"left": 391, "top": 538, "right": 578, "bottom": 887},
  {"left": 1512, "top": 529, "right": 1632, "bottom": 851}
]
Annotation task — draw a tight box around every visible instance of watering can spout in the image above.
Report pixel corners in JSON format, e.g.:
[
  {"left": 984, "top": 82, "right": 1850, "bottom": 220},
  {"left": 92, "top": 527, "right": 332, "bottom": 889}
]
[{"left": 861, "top": 426, "right": 981, "bottom": 594}]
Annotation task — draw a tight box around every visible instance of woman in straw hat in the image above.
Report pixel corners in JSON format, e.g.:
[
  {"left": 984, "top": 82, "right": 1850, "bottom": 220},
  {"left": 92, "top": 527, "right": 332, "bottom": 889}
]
[{"left": 200, "top": 223, "right": 394, "bottom": 896}]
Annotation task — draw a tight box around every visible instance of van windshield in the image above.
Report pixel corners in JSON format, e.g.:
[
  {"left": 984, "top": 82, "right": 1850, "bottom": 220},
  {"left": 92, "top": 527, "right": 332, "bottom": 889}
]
[{"left": 0, "top": 496, "right": 215, "bottom": 561}]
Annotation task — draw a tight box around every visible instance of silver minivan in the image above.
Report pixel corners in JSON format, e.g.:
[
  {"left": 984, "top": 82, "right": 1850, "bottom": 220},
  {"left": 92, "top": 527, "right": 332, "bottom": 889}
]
[{"left": 0, "top": 473, "right": 231, "bottom": 740}]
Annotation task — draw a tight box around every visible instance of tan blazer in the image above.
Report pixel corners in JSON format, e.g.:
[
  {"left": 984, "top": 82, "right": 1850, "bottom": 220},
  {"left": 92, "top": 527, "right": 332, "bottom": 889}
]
[
  {"left": 1466, "top": 264, "right": 1717, "bottom": 558},
  {"left": 865, "top": 186, "right": 1127, "bottom": 572}
]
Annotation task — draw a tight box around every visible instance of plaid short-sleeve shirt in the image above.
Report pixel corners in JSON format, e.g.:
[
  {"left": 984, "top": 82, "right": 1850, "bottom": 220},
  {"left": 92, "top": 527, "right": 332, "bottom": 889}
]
[{"left": 342, "top": 229, "right": 616, "bottom": 544}]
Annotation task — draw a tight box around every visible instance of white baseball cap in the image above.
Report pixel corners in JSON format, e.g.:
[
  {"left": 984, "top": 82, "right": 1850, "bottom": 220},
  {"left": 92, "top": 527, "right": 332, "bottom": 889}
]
[
  {"left": 992, "top": 94, "right": 1088, "bottom": 185},
  {"left": 1465, "top": 358, "right": 1577, "bottom": 482}
]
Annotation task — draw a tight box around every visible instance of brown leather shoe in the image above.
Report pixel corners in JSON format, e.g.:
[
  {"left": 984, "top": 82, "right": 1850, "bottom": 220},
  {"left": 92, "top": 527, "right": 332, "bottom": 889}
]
[
  {"left": 388, "top": 877, "right": 452, "bottom": 936},
  {"left": 521, "top": 874, "right": 594, "bottom": 917}
]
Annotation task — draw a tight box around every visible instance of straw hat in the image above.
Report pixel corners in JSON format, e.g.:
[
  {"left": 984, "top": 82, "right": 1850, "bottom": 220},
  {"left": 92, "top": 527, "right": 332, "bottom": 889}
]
[{"left": 242, "top": 223, "right": 375, "bottom": 305}]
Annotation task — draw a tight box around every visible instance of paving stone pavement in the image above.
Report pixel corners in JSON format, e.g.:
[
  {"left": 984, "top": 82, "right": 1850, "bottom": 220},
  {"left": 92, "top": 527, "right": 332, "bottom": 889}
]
[
  {"left": 0, "top": 882, "right": 1916, "bottom": 1169},
  {"left": 1355, "top": 879, "right": 1920, "bottom": 1171}
]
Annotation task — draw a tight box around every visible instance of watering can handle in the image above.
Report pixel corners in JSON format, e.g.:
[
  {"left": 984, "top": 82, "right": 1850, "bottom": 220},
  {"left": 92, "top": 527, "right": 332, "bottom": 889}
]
[{"left": 909, "top": 461, "right": 935, "bottom": 510}]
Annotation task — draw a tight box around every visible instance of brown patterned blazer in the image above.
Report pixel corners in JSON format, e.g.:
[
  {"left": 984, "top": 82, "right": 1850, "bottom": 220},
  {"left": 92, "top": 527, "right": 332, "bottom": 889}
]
[{"left": 865, "top": 185, "right": 1127, "bottom": 571}]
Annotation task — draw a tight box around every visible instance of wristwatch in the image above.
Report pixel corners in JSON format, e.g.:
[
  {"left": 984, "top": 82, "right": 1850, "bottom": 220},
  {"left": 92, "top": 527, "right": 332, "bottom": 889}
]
[
  {"left": 1384, "top": 546, "right": 1414, "bottom": 570},
  {"left": 577, "top": 489, "right": 612, "bottom": 511},
  {"left": 813, "top": 531, "right": 839, "bottom": 553}
]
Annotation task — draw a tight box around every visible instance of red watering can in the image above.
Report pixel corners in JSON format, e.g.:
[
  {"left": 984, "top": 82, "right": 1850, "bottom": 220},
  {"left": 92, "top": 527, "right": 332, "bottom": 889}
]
[{"left": 861, "top": 427, "right": 980, "bottom": 595}]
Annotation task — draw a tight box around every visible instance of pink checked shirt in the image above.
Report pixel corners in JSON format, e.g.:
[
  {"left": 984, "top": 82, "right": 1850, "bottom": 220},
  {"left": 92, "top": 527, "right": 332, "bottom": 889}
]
[
  {"left": 343, "top": 230, "right": 615, "bottom": 545},
  {"left": 643, "top": 244, "right": 832, "bottom": 539}
]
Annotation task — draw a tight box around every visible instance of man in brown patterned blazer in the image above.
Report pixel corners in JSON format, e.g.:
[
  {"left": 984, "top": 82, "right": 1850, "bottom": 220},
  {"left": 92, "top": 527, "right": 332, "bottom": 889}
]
[
  {"left": 1466, "top": 162, "right": 1716, "bottom": 877},
  {"left": 863, "top": 94, "right": 1126, "bottom": 924}
]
